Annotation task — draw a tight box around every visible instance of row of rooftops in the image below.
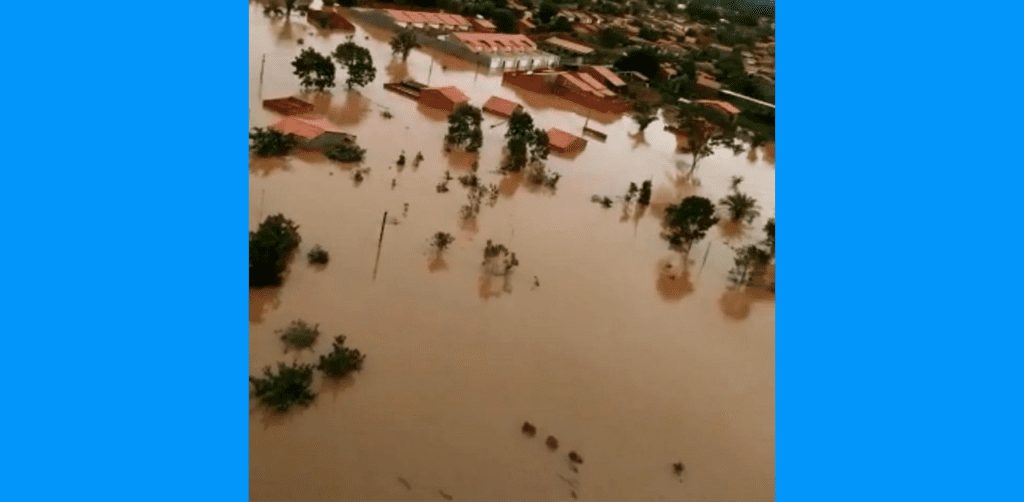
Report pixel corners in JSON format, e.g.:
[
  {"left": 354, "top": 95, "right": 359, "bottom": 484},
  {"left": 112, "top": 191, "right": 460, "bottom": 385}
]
[{"left": 451, "top": 32, "right": 538, "bottom": 53}]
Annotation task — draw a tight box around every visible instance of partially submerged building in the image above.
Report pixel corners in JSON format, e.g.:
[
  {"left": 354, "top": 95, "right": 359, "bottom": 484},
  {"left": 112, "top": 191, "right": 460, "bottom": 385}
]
[
  {"left": 442, "top": 32, "right": 559, "bottom": 71},
  {"left": 307, "top": 9, "right": 355, "bottom": 30},
  {"left": 693, "top": 99, "right": 741, "bottom": 123},
  {"left": 580, "top": 65, "right": 627, "bottom": 91},
  {"left": 547, "top": 128, "right": 587, "bottom": 154},
  {"left": 376, "top": 9, "right": 472, "bottom": 31},
  {"left": 270, "top": 115, "right": 355, "bottom": 151},
  {"left": 482, "top": 96, "right": 523, "bottom": 117},
  {"left": 418, "top": 85, "right": 470, "bottom": 112},
  {"left": 262, "top": 97, "right": 314, "bottom": 115},
  {"left": 503, "top": 69, "right": 630, "bottom": 114}
]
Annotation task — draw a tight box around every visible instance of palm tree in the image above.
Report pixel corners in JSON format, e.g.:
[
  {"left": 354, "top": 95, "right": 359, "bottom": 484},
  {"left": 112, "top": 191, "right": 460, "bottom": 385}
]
[
  {"left": 389, "top": 29, "right": 420, "bottom": 62},
  {"left": 719, "top": 192, "right": 761, "bottom": 223}
]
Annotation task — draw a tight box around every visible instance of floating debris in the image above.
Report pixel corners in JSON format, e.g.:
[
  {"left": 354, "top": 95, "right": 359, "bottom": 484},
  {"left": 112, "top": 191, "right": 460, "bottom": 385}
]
[
  {"left": 397, "top": 151, "right": 406, "bottom": 167},
  {"left": 391, "top": 178, "right": 397, "bottom": 189},
  {"left": 414, "top": 151, "right": 424, "bottom": 167},
  {"left": 438, "top": 489, "right": 453, "bottom": 500},
  {"left": 570, "top": 490, "right": 577, "bottom": 499},
  {"left": 521, "top": 421, "right": 537, "bottom": 436},
  {"left": 568, "top": 451, "right": 583, "bottom": 464},
  {"left": 546, "top": 436, "right": 559, "bottom": 450},
  {"left": 396, "top": 477, "right": 412, "bottom": 490}
]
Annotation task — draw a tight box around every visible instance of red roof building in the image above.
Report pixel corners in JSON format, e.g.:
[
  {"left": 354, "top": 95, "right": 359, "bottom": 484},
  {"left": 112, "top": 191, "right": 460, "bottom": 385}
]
[
  {"left": 694, "top": 99, "right": 741, "bottom": 118},
  {"left": 546, "top": 128, "right": 587, "bottom": 154},
  {"left": 581, "top": 65, "right": 626, "bottom": 89},
  {"left": 418, "top": 86, "right": 470, "bottom": 112},
  {"left": 270, "top": 115, "right": 356, "bottom": 150},
  {"left": 262, "top": 96, "right": 314, "bottom": 116},
  {"left": 469, "top": 18, "right": 497, "bottom": 32},
  {"left": 451, "top": 32, "right": 538, "bottom": 52},
  {"left": 482, "top": 96, "right": 522, "bottom": 117},
  {"left": 384, "top": 9, "right": 472, "bottom": 30}
]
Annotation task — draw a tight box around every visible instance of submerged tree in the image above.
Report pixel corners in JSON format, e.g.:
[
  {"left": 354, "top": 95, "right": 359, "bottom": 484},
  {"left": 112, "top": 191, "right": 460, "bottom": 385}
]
[
  {"left": 292, "top": 48, "right": 336, "bottom": 91},
  {"left": 675, "top": 113, "right": 716, "bottom": 175},
  {"left": 638, "top": 180, "right": 653, "bottom": 206},
  {"left": 503, "top": 110, "right": 549, "bottom": 172},
  {"left": 325, "top": 139, "right": 366, "bottom": 162},
  {"left": 249, "top": 127, "right": 299, "bottom": 157},
  {"left": 250, "top": 362, "right": 316, "bottom": 413},
  {"left": 762, "top": 218, "right": 775, "bottom": 257},
  {"left": 277, "top": 319, "right": 321, "bottom": 352},
  {"left": 430, "top": 231, "right": 455, "bottom": 256},
  {"left": 250, "top": 214, "right": 302, "bottom": 287},
  {"left": 307, "top": 244, "right": 329, "bottom": 265},
  {"left": 264, "top": 0, "right": 308, "bottom": 18},
  {"left": 445, "top": 104, "right": 484, "bottom": 153},
  {"left": 389, "top": 28, "right": 420, "bottom": 61},
  {"left": 483, "top": 240, "right": 519, "bottom": 276},
  {"left": 719, "top": 191, "right": 761, "bottom": 223},
  {"left": 332, "top": 41, "right": 376, "bottom": 89},
  {"left": 317, "top": 335, "right": 366, "bottom": 379},
  {"left": 727, "top": 244, "right": 772, "bottom": 289},
  {"left": 631, "top": 100, "right": 658, "bottom": 132},
  {"left": 662, "top": 196, "right": 719, "bottom": 255}
]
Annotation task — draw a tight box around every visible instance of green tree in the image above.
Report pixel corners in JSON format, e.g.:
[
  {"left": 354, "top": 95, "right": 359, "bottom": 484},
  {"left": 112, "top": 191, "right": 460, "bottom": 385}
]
[
  {"left": 596, "top": 27, "right": 629, "bottom": 48},
  {"left": 662, "top": 196, "right": 719, "bottom": 254},
  {"left": 277, "top": 319, "right": 321, "bottom": 352},
  {"left": 389, "top": 28, "right": 419, "bottom": 61},
  {"left": 249, "top": 127, "right": 299, "bottom": 157},
  {"left": 292, "top": 48, "right": 337, "bottom": 91},
  {"left": 332, "top": 41, "right": 376, "bottom": 89},
  {"left": 250, "top": 362, "right": 316, "bottom": 412},
  {"left": 614, "top": 47, "right": 661, "bottom": 80},
  {"left": 250, "top": 214, "right": 302, "bottom": 287},
  {"left": 638, "top": 25, "right": 661, "bottom": 41},
  {"left": 482, "top": 240, "right": 519, "bottom": 275},
  {"left": 317, "top": 335, "right": 366, "bottom": 378},
  {"left": 631, "top": 101, "right": 658, "bottom": 132},
  {"left": 445, "top": 104, "right": 484, "bottom": 152},
  {"left": 719, "top": 191, "right": 761, "bottom": 223},
  {"left": 491, "top": 9, "right": 517, "bottom": 33},
  {"left": 503, "top": 109, "right": 548, "bottom": 171},
  {"left": 762, "top": 217, "right": 775, "bottom": 256},
  {"left": 727, "top": 243, "right": 771, "bottom": 288},
  {"left": 537, "top": 1, "right": 560, "bottom": 23}
]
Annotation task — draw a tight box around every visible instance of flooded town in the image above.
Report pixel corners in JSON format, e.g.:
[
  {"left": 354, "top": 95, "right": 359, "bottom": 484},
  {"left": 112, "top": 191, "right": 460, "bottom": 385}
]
[{"left": 249, "top": 0, "right": 775, "bottom": 500}]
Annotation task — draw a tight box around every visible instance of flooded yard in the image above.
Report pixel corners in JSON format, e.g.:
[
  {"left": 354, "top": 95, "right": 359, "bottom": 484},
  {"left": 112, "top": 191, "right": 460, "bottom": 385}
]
[{"left": 250, "top": 4, "right": 774, "bottom": 501}]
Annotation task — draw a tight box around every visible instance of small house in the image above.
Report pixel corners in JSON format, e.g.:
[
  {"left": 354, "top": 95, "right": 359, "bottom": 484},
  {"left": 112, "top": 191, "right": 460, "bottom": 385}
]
[
  {"left": 470, "top": 17, "right": 497, "bottom": 33},
  {"left": 271, "top": 115, "right": 356, "bottom": 151},
  {"left": 482, "top": 96, "right": 522, "bottom": 118},
  {"left": 546, "top": 128, "right": 587, "bottom": 154},
  {"left": 694, "top": 99, "right": 741, "bottom": 123},
  {"left": 418, "top": 86, "right": 470, "bottom": 112},
  {"left": 695, "top": 75, "right": 721, "bottom": 98},
  {"left": 262, "top": 96, "right": 314, "bottom": 115}
]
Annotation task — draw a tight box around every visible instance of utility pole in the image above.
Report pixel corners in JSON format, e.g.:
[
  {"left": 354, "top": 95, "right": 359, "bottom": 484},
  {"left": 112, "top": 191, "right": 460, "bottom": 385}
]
[{"left": 258, "top": 53, "right": 266, "bottom": 99}]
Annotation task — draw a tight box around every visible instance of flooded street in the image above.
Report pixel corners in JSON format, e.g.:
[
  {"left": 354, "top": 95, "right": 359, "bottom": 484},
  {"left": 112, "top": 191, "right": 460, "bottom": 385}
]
[{"left": 250, "top": 4, "right": 774, "bottom": 501}]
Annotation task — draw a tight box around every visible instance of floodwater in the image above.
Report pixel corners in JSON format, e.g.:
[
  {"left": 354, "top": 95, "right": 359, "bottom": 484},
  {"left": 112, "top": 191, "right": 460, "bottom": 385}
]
[{"left": 250, "top": 3, "right": 775, "bottom": 501}]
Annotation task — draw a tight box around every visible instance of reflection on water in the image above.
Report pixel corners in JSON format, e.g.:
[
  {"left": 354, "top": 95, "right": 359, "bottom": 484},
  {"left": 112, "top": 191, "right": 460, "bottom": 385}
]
[{"left": 250, "top": 4, "right": 774, "bottom": 502}]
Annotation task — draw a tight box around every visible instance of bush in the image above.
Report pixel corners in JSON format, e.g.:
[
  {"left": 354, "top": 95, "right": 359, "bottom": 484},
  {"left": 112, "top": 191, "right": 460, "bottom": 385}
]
[
  {"left": 250, "top": 127, "right": 299, "bottom": 157},
  {"left": 250, "top": 214, "right": 301, "bottom": 287},
  {"left": 250, "top": 362, "right": 316, "bottom": 412},
  {"left": 317, "top": 335, "right": 366, "bottom": 378},
  {"left": 307, "top": 245, "right": 329, "bottom": 265},
  {"left": 277, "top": 319, "right": 321, "bottom": 351},
  {"left": 325, "top": 140, "right": 366, "bottom": 162}
]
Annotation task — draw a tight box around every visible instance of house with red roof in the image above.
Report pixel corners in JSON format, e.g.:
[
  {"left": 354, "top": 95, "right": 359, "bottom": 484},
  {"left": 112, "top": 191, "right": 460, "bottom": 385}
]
[
  {"left": 444, "top": 32, "right": 559, "bottom": 71},
  {"left": 418, "top": 86, "right": 470, "bottom": 112},
  {"left": 546, "top": 128, "right": 587, "bottom": 154},
  {"left": 694, "top": 99, "right": 741, "bottom": 122},
  {"left": 482, "top": 96, "right": 523, "bottom": 118},
  {"left": 581, "top": 65, "right": 626, "bottom": 90},
  {"left": 270, "top": 115, "right": 356, "bottom": 151},
  {"left": 502, "top": 69, "right": 630, "bottom": 114}
]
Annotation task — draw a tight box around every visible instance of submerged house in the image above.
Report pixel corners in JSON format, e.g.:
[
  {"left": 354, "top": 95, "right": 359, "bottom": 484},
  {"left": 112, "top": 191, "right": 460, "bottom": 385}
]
[
  {"left": 546, "top": 128, "right": 587, "bottom": 154},
  {"left": 694, "top": 99, "right": 741, "bottom": 123},
  {"left": 270, "top": 115, "right": 355, "bottom": 151},
  {"left": 262, "top": 96, "right": 314, "bottom": 115},
  {"left": 540, "top": 36, "right": 595, "bottom": 65},
  {"left": 418, "top": 86, "right": 470, "bottom": 112},
  {"left": 482, "top": 96, "right": 523, "bottom": 117},
  {"left": 502, "top": 69, "right": 630, "bottom": 114}
]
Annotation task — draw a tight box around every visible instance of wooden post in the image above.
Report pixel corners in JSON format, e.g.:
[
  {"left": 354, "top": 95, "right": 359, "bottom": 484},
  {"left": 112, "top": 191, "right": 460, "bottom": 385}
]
[{"left": 258, "top": 54, "right": 266, "bottom": 100}]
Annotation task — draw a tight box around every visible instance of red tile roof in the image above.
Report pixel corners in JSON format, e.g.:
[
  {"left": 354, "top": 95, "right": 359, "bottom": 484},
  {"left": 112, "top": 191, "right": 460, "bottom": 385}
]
[
  {"left": 270, "top": 115, "right": 341, "bottom": 139},
  {"left": 483, "top": 96, "right": 521, "bottom": 117},
  {"left": 586, "top": 65, "right": 626, "bottom": 87},
  {"left": 262, "top": 96, "right": 314, "bottom": 115},
  {"left": 694, "top": 99, "right": 740, "bottom": 116},
  {"left": 386, "top": 9, "right": 471, "bottom": 27},
  {"left": 543, "top": 37, "right": 594, "bottom": 54},
  {"left": 452, "top": 32, "right": 538, "bottom": 52},
  {"left": 546, "top": 127, "right": 587, "bottom": 152}
]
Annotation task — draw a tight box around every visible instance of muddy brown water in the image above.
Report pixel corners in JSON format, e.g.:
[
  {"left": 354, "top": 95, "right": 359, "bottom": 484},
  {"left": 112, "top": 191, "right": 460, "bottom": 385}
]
[{"left": 250, "top": 4, "right": 774, "bottom": 501}]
